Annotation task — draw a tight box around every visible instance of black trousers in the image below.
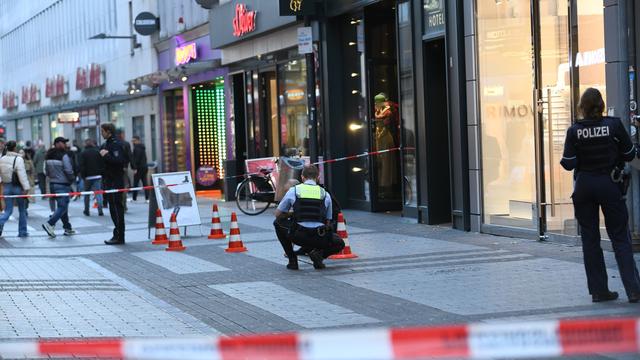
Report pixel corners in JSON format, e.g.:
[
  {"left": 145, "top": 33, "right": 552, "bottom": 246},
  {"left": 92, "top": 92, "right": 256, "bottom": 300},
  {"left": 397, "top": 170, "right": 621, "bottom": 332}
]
[
  {"left": 132, "top": 169, "right": 149, "bottom": 200},
  {"left": 105, "top": 191, "right": 126, "bottom": 242},
  {"left": 572, "top": 172, "right": 640, "bottom": 297},
  {"left": 274, "top": 218, "right": 344, "bottom": 259}
]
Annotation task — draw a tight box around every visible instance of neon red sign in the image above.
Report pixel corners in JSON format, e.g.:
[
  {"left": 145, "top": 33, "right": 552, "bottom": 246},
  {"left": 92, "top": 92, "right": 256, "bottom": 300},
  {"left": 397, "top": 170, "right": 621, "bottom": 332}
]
[
  {"left": 232, "top": 3, "right": 256, "bottom": 37},
  {"left": 175, "top": 42, "right": 197, "bottom": 66}
]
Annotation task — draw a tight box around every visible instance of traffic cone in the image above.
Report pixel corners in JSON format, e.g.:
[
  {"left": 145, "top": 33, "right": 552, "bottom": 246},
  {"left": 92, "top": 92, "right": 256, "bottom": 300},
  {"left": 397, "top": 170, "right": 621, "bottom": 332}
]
[
  {"left": 329, "top": 212, "right": 358, "bottom": 259},
  {"left": 151, "top": 209, "right": 169, "bottom": 245},
  {"left": 207, "top": 204, "right": 226, "bottom": 239},
  {"left": 166, "top": 213, "right": 186, "bottom": 251},
  {"left": 225, "top": 212, "right": 247, "bottom": 253}
]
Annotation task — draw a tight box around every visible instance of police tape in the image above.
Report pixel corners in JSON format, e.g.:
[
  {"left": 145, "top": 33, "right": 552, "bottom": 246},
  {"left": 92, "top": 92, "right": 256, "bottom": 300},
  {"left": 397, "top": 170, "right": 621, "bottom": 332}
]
[
  {"left": 0, "top": 316, "right": 637, "bottom": 359},
  {"left": 0, "top": 147, "right": 410, "bottom": 199},
  {"left": 0, "top": 184, "right": 179, "bottom": 199}
]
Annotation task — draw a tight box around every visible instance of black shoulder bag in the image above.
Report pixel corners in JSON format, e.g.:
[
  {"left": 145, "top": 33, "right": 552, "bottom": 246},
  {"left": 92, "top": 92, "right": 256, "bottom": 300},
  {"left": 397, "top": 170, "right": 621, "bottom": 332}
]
[{"left": 10, "top": 156, "right": 22, "bottom": 188}]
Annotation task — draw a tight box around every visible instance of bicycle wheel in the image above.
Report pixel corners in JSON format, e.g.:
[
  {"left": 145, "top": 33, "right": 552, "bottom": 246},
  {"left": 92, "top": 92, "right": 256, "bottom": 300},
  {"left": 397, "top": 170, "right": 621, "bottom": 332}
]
[{"left": 235, "top": 177, "right": 273, "bottom": 215}]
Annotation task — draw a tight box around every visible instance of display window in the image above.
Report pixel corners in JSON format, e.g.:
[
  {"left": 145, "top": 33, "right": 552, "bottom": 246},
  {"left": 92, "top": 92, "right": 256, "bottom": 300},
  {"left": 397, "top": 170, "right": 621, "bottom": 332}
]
[
  {"left": 278, "top": 58, "right": 308, "bottom": 156},
  {"left": 162, "top": 89, "right": 187, "bottom": 172}
]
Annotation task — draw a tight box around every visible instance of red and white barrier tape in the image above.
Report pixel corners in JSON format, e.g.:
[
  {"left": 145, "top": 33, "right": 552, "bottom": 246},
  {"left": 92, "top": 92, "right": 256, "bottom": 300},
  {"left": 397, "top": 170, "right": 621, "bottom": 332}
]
[
  {"left": 0, "top": 184, "right": 179, "bottom": 199},
  {"left": 0, "top": 317, "right": 637, "bottom": 359}
]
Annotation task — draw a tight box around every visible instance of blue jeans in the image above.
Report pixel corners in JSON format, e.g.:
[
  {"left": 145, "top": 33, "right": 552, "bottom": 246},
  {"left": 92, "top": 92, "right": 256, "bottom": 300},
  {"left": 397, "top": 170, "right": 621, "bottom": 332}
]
[
  {"left": 84, "top": 178, "right": 103, "bottom": 212},
  {"left": 0, "top": 184, "right": 28, "bottom": 236},
  {"left": 48, "top": 183, "right": 72, "bottom": 230}
]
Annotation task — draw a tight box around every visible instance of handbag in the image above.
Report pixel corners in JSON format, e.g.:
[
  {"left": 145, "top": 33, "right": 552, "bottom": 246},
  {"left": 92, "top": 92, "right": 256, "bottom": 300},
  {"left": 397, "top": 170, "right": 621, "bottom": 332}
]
[{"left": 10, "top": 156, "right": 22, "bottom": 188}]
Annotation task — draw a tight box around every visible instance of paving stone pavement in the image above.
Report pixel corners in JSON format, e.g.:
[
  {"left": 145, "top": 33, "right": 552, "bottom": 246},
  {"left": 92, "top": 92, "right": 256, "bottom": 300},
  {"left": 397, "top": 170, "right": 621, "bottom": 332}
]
[{"left": 0, "top": 197, "right": 638, "bottom": 360}]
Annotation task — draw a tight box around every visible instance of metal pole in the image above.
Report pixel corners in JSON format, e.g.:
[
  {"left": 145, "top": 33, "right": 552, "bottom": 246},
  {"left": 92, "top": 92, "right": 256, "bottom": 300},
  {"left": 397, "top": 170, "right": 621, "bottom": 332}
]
[{"left": 305, "top": 16, "right": 319, "bottom": 163}]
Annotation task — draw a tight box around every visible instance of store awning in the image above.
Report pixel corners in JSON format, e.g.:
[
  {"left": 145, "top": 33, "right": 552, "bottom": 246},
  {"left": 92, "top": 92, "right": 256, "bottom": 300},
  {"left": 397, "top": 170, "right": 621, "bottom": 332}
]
[{"left": 126, "top": 60, "right": 221, "bottom": 87}]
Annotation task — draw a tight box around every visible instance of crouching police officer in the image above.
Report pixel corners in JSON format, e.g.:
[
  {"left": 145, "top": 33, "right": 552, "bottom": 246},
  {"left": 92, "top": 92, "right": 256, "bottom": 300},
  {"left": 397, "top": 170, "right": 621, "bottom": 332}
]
[
  {"left": 274, "top": 164, "right": 344, "bottom": 270},
  {"left": 560, "top": 88, "right": 640, "bottom": 303}
]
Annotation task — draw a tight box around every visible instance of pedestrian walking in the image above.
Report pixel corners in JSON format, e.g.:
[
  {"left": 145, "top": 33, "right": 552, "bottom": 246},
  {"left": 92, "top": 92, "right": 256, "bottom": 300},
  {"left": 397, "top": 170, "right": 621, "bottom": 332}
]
[
  {"left": 560, "top": 87, "right": 640, "bottom": 303},
  {"left": 33, "top": 142, "right": 55, "bottom": 212},
  {"left": 41, "top": 137, "right": 76, "bottom": 238},
  {"left": 19, "top": 149, "right": 36, "bottom": 204},
  {"left": 100, "top": 123, "right": 127, "bottom": 245},
  {"left": 130, "top": 135, "right": 149, "bottom": 202},
  {"left": 79, "top": 139, "right": 104, "bottom": 216},
  {"left": 273, "top": 164, "right": 344, "bottom": 270},
  {"left": 0, "top": 141, "right": 31, "bottom": 237}
]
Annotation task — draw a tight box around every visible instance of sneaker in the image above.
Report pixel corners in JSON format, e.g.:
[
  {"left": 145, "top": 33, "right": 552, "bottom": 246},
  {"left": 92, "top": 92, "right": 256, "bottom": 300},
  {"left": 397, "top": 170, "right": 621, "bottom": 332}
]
[
  {"left": 145, "top": 200, "right": 150, "bottom": 204},
  {"left": 83, "top": 210, "right": 90, "bottom": 216},
  {"left": 42, "top": 223, "right": 56, "bottom": 238},
  {"left": 592, "top": 291, "right": 619, "bottom": 302},
  {"left": 98, "top": 211, "right": 104, "bottom": 216},
  {"left": 63, "top": 229, "right": 76, "bottom": 236}
]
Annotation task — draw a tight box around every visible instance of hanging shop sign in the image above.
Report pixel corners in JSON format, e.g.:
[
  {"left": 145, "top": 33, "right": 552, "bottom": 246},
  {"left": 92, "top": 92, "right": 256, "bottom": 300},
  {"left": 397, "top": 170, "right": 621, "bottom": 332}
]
[
  {"left": 279, "top": 0, "right": 316, "bottom": 16},
  {"left": 424, "top": 0, "right": 445, "bottom": 39},
  {"left": 57, "top": 112, "right": 80, "bottom": 123},
  {"left": 1, "top": 91, "right": 18, "bottom": 110},
  {"left": 76, "top": 63, "right": 105, "bottom": 90},
  {"left": 21, "top": 84, "right": 41, "bottom": 104},
  {"left": 45, "top": 75, "right": 69, "bottom": 98},
  {"left": 134, "top": 12, "right": 159, "bottom": 36},
  {"left": 175, "top": 42, "right": 197, "bottom": 66},
  {"left": 232, "top": 3, "right": 257, "bottom": 37}
]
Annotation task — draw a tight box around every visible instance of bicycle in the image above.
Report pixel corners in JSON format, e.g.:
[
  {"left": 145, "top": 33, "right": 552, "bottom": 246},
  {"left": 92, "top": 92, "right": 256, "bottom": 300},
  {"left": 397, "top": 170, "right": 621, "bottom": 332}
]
[{"left": 235, "top": 166, "right": 277, "bottom": 215}]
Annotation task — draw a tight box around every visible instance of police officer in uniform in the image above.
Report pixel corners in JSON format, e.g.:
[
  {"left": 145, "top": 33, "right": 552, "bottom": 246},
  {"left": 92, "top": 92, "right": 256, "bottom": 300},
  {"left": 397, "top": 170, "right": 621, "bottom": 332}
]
[
  {"left": 99, "top": 123, "right": 127, "bottom": 245},
  {"left": 561, "top": 88, "right": 640, "bottom": 303},
  {"left": 274, "top": 164, "right": 344, "bottom": 270}
]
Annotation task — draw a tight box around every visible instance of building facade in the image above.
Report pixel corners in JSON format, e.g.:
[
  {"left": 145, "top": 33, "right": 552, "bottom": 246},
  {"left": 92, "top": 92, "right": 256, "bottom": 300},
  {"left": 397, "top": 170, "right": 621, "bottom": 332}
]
[{"left": 0, "top": 0, "right": 158, "bottom": 162}]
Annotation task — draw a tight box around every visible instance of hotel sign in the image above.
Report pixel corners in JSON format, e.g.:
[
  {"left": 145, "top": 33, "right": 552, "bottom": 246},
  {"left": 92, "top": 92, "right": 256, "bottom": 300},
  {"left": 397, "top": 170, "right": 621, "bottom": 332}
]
[
  {"left": 424, "top": 0, "right": 445, "bottom": 38},
  {"left": 279, "top": 0, "right": 316, "bottom": 16}
]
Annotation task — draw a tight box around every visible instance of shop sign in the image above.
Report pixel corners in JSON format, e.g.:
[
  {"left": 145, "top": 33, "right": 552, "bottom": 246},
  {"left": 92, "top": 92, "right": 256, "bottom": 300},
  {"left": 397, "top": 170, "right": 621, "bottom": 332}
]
[
  {"left": 232, "top": 3, "right": 257, "bottom": 37},
  {"left": 196, "top": 166, "right": 218, "bottom": 186},
  {"left": 279, "top": 0, "right": 315, "bottom": 16},
  {"left": 76, "top": 63, "right": 105, "bottom": 90},
  {"left": 134, "top": 12, "right": 159, "bottom": 36},
  {"left": 175, "top": 42, "right": 197, "bottom": 66},
  {"left": 286, "top": 88, "right": 305, "bottom": 102},
  {"left": 21, "top": 84, "right": 40, "bottom": 104},
  {"left": 46, "top": 75, "right": 69, "bottom": 98},
  {"left": 424, "top": 0, "right": 445, "bottom": 39},
  {"left": 574, "top": 48, "right": 605, "bottom": 68},
  {"left": 1, "top": 91, "right": 18, "bottom": 110},
  {"left": 57, "top": 112, "right": 80, "bottom": 123}
]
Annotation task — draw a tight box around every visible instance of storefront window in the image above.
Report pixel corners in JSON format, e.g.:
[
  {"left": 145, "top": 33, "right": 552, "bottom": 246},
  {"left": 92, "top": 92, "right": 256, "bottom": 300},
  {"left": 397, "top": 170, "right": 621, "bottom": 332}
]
[
  {"left": 478, "top": 1, "right": 536, "bottom": 228},
  {"left": 398, "top": 1, "right": 417, "bottom": 207},
  {"left": 575, "top": 1, "right": 606, "bottom": 106},
  {"left": 109, "top": 103, "right": 125, "bottom": 129},
  {"left": 31, "top": 116, "right": 43, "bottom": 144},
  {"left": 132, "top": 116, "right": 145, "bottom": 141},
  {"left": 163, "top": 90, "right": 186, "bottom": 172},
  {"left": 278, "top": 58, "right": 308, "bottom": 156}
]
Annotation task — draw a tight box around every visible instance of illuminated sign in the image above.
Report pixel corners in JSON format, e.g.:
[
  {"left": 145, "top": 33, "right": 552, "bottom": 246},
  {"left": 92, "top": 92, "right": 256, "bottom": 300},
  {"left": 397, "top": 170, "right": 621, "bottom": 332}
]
[
  {"left": 279, "top": 0, "right": 315, "bottom": 16},
  {"left": 286, "top": 88, "right": 305, "bottom": 102},
  {"left": 76, "top": 63, "right": 105, "bottom": 90},
  {"left": 21, "top": 84, "right": 40, "bottom": 104},
  {"left": 1, "top": 91, "right": 18, "bottom": 110},
  {"left": 175, "top": 42, "right": 197, "bottom": 66},
  {"left": 46, "top": 75, "right": 68, "bottom": 98},
  {"left": 232, "top": 3, "right": 257, "bottom": 37},
  {"left": 57, "top": 112, "right": 80, "bottom": 123}
]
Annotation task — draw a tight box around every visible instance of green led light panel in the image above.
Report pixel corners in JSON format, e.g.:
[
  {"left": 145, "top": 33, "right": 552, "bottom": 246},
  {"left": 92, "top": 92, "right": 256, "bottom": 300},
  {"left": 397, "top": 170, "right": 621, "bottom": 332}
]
[{"left": 194, "top": 77, "right": 226, "bottom": 179}]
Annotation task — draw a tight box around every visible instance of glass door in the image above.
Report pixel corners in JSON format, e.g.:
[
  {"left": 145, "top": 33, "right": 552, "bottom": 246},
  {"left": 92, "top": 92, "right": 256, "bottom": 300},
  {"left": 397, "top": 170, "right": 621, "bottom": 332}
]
[{"left": 534, "top": 0, "right": 576, "bottom": 238}]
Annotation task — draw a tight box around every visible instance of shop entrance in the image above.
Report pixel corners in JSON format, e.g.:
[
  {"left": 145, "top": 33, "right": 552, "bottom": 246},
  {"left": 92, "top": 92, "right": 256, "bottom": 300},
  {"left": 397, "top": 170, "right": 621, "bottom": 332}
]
[
  {"left": 259, "top": 70, "right": 280, "bottom": 157},
  {"left": 423, "top": 38, "right": 451, "bottom": 225}
]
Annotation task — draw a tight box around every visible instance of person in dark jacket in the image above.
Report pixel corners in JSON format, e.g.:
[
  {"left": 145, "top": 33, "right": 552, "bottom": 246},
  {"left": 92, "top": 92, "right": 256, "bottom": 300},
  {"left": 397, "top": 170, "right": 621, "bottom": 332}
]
[
  {"left": 560, "top": 88, "right": 640, "bottom": 304},
  {"left": 100, "top": 123, "right": 127, "bottom": 245},
  {"left": 79, "top": 139, "right": 105, "bottom": 216},
  {"left": 41, "top": 137, "right": 75, "bottom": 238},
  {"left": 130, "top": 136, "right": 149, "bottom": 202},
  {"left": 116, "top": 129, "right": 132, "bottom": 210}
]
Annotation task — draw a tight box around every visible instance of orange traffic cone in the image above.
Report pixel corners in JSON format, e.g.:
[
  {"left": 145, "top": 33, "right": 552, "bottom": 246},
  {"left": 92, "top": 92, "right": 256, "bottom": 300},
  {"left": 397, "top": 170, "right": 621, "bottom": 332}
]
[
  {"left": 208, "top": 204, "right": 226, "bottom": 239},
  {"left": 166, "top": 213, "right": 186, "bottom": 251},
  {"left": 225, "top": 212, "right": 247, "bottom": 253},
  {"left": 151, "top": 209, "right": 169, "bottom": 245},
  {"left": 329, "top": 212, "right": 358, "bottom": 259}
]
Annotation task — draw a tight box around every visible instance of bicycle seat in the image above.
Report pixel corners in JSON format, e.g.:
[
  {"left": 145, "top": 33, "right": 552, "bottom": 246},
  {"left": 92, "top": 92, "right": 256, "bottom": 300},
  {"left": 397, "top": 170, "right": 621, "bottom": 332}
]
[{"left": 258, "top": 167, "right": 273, "bottom": 175}]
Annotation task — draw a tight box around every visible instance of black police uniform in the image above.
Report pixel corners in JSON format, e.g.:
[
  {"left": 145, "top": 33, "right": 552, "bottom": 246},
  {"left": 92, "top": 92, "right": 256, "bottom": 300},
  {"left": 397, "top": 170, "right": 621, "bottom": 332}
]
[
  {"left": 274, "top": 184, "right": 344, "bottom": 269},
  {"left": 101, "top": 135, "right": 127, "bottom": 244},
  {"left": 560, "top": 116, "right": 640, "bottom": 302}
]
